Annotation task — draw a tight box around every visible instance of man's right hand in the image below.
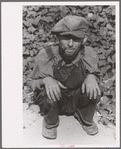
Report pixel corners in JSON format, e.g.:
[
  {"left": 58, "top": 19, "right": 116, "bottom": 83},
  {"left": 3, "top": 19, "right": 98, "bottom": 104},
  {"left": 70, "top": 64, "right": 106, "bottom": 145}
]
[{"left": 43, "top": 77, "right": 67, "bottom": 102}]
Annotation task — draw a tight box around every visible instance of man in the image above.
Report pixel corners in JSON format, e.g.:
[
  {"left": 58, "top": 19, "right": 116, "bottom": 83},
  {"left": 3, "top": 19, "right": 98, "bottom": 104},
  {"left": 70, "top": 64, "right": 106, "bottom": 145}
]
[{"left": 26, "top": 15, "right": 102, "bottom": 139}]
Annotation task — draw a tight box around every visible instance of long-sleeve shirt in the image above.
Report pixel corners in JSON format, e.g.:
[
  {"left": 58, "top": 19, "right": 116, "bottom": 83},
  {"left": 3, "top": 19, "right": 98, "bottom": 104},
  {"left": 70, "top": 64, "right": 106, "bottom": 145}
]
[{"left": 26, "top": 44, "right": 101, "bottom": 91}]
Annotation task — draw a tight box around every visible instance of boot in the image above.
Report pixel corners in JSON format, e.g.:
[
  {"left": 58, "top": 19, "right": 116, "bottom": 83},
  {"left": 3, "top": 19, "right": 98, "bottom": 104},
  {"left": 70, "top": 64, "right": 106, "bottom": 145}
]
[
  {"left": 42, "top": 119, "right": 57, "bottom": 139},
  {"left": 74, "top": 111, "right": 99, "bottom": 135}
]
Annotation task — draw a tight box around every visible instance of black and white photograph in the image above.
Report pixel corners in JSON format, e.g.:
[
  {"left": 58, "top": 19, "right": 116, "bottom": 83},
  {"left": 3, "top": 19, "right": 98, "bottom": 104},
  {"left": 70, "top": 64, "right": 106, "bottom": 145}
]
[{"left": 2, "top": 1, "right": 120, "bottom": 148}]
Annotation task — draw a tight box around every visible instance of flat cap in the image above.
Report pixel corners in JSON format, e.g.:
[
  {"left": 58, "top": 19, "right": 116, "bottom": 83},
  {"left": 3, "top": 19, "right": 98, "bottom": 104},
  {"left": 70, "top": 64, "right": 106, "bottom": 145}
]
[{"left": 51, "top": 15, "right": 89, "bottom": 39}]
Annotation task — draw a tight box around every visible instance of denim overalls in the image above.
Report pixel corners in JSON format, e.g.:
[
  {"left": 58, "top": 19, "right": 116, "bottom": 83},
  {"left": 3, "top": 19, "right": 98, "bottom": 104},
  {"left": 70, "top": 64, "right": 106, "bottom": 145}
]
[
  {"left": 34, "top": 46, "right": 101, "bottom": 128},
  {"left": 53, "top": 58, "right": 87, "bottom": 114}
]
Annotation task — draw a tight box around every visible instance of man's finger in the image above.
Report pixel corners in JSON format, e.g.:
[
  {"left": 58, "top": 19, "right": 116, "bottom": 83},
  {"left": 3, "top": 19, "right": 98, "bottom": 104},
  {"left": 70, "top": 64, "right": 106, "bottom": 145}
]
[
  {"left": 58, "top": 82, "right": 67, "bottom": 89},
  {"left": 96, "top": 84, "right": 101, "bottom": 96},
  {"left": 82, "top": 83, "right": 85, "bottom": 93},
  {"left": 45, "top": 84, "right": 52, "bottom": 100},
  {"left": 53, "top": 87, "right": 60, "bottom": 101},
  {"left": 86, "top": 85, "right": 90, "bottom": 97},
  {"left": 56, "top": 85, "right": 61, "bottom": 98},
  {"left": 49, "top": 87, "right": 56, "bottom": 102},
  {"left": 89, "top": 87, "right": 93, "bottom": 99},
  {"left": 93, "top": 86, "right": 97, "bottom": 99}
]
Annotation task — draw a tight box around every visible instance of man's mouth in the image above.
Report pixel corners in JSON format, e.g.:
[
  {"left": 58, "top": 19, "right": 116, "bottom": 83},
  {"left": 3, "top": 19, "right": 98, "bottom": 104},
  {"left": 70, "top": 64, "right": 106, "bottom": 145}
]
[{"left": 65, "top": 50, "right": 75, "bottom": 55}]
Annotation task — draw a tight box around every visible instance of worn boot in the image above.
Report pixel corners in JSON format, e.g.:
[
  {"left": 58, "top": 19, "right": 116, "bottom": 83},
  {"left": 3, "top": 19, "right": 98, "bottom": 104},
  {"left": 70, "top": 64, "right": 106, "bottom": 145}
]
[
  {"left": 42, "top": 119, "right": 57, "bottom": 139},
  {"left": 74, "top": 111, "right": 99, "bottom": 135},
  {"left": 81, "top": 121, "right": 99, "bottom": 135}
]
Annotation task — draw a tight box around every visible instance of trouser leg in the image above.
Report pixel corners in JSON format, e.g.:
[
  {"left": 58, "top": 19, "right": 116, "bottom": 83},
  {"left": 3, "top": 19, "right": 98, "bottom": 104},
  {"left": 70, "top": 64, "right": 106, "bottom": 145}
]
[
  {"left": 74, "top": 87, "right": 101, "bottom": 125},
  {"left": 44, "top": 97, "right": 59, "bottom": 128},
  {"left": 77, "top": 95, "right": 100, "bottom": 125},
  {"left": 35, "top": 89, "right": 59, "bottom": 129}
]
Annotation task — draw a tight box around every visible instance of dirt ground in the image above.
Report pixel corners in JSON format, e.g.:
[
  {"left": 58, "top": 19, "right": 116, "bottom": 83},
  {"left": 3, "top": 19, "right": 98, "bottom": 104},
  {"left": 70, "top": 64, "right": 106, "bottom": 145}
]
[{"left": 23, "top": 101, "right": 117, "bottom": 148}]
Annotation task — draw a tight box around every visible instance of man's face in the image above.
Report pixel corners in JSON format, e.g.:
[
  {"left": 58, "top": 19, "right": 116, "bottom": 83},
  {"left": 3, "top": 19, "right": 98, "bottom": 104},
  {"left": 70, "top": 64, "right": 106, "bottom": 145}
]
[{"left": 58, "top": 35, "right": 83, "bottom": 58}]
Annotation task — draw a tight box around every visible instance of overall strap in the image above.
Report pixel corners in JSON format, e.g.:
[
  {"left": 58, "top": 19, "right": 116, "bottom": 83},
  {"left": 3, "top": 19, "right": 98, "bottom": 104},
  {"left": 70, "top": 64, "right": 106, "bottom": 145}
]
[
  {"left": 78, "top": 59, "right": 87, "bottom": 77},
  {"left": 45, "top": 45, "right": 55, "bottom": 60},
  {"left": 45, "top": 45, "right": 58, "bottom": 65}
]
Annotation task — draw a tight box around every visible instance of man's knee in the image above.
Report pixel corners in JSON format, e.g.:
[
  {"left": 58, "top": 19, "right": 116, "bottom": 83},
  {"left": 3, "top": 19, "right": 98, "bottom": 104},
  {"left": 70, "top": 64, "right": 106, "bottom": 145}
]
[
  {"left": 45, "top": 97, "right": 58, "bottom": 109},
  {"left": 46, "top": 97, "right": 54, "bottom": 105},
  {"left": 79, "top": 85, "right": 102, "bottom": 103},
  {"left": 91, "top": 95, "right": 101, "bottom": 104}
]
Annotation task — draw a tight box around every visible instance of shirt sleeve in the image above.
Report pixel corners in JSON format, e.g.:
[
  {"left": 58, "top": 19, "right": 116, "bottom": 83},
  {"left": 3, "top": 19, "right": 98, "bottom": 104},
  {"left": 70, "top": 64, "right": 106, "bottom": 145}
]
[
  {"left": 82, "top": 46, "right": 101, "bottom": 82},
  {"left": 26, "top": 47, "right": 54, "bottom": 91}
]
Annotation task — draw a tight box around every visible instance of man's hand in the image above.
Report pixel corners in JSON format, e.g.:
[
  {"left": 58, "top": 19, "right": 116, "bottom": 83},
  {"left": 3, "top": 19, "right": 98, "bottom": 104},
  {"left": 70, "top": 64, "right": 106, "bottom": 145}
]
[
  {"left": 43, "top": 77, "right": 67, "bottom": 102},
  {"left": 82, "top": 74, "right": 100, "bottom": 99}
]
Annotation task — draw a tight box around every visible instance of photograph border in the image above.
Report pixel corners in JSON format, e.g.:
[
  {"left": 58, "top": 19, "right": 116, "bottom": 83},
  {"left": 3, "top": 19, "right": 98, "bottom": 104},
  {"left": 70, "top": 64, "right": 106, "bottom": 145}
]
[{"left": 1, "top": 0, "right": 120, "bottom": 148}]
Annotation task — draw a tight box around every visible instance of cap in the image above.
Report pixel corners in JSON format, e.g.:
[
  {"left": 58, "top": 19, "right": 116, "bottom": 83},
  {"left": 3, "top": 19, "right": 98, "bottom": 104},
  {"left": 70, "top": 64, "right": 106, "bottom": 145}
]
[{"left": 51, "top": 15, "right": 90, "bottom": 39}]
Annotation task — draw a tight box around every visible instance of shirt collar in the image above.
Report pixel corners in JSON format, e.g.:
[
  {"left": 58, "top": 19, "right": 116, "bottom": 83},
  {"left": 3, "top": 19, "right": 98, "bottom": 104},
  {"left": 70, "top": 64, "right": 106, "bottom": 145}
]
[{"left": 61, "top": 51, "right": 81, "bottom": 67}]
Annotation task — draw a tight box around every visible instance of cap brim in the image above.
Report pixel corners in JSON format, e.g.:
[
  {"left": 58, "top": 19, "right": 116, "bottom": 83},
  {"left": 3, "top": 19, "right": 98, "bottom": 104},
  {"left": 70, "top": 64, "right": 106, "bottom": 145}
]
[
  {"left": 59, "top": 30, "right": 92, "bottom": 41},
  {"left": 59, "top": 30, "right": 86, "bottom": 39}
]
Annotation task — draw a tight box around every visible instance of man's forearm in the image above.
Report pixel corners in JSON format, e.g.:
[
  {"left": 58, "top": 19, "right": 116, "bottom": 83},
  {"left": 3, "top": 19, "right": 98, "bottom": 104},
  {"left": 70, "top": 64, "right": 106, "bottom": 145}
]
[{"left": 26, "top": 78, "right": 44, "bottom": 91}]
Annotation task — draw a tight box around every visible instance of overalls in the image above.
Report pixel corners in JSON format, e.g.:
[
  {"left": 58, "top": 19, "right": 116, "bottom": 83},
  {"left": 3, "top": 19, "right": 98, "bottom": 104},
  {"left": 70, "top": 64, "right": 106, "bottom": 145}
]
[
  {"left": 53, "top": 59, "right": 87, "bottom": 114},
  {"left": 34, "top": 47, "right": 100, "bottom": 129}
]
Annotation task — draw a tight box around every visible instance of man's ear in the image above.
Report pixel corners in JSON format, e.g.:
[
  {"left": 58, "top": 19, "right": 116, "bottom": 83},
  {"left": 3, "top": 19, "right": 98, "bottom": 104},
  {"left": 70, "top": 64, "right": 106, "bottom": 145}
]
[{"left": 82, "top": 36, "right": 88, "bottom": 44}]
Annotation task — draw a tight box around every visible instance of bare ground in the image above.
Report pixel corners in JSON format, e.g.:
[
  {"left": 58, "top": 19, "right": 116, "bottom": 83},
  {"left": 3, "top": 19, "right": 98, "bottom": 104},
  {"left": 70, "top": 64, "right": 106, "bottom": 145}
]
[{"left": 23, "top": 102, "right": 117, "bottom": 148}]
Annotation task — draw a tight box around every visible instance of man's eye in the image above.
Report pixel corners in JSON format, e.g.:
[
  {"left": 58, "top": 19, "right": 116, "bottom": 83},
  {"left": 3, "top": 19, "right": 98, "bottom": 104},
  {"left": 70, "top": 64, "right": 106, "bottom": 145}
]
[
  {"left": 64, "top": 36, "right": 70, "bottom": 39},
  {"left": 60, "top": 35, "right": 81, "bottom": 41},
  {"left": 73, "top": 38, "right": 81, "bottom": 41}
]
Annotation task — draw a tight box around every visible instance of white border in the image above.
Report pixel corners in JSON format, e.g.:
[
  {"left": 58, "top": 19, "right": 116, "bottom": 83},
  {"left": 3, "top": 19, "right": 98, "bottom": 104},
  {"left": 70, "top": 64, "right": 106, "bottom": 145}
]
[
  {"left": 2, "top": 1, "right": 120, "bottom": 148},
  {"left": 115, "top": 1, "right": 120, "bottom": 146}
]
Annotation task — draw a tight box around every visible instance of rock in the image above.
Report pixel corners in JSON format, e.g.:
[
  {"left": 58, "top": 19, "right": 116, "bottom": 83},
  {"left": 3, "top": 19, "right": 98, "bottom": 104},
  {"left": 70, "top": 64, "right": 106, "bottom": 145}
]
[{"left": 88, "top": 13, "right": 93, "bottom": 18}]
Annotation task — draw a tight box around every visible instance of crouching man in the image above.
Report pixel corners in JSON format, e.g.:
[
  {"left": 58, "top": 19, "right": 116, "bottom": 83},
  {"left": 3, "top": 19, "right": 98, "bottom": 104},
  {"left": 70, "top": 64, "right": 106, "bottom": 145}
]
[{"left": 26, "top": 15, "right": 102, "bottom": 139}]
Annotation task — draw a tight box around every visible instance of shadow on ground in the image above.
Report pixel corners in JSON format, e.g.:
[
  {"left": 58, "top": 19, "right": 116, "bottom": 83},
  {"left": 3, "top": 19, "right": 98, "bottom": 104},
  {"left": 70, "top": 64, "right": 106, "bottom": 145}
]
[{"left": 23, "top": 102, "right": 117, "bottom": 148}]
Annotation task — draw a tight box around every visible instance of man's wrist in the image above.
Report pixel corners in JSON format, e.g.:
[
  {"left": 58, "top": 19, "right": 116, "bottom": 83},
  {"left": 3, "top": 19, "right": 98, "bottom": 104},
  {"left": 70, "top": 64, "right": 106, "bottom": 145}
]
[
  {"left": 42, "top": 76, "right": 52, "bottom": 85},
  {"left": 87, "top": 74, "right": 97, "bottom": 80}
]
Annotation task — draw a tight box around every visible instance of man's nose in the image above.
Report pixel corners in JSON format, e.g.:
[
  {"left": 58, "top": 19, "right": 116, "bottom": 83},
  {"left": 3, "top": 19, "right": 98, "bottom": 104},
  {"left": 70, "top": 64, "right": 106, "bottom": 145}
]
[{"left": 67, "top": 39, "right": 73, "bottom": 47}]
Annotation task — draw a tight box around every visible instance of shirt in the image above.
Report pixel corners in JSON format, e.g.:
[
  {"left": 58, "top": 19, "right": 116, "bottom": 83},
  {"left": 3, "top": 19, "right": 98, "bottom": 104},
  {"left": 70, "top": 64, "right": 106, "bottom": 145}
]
[{"left": 26, "top": 44, "right": 101, "bottom": 91}]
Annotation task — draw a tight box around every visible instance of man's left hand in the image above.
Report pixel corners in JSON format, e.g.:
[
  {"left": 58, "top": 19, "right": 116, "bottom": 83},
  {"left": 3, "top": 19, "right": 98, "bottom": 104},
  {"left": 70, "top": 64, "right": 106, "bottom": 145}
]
[{"left": 82, "top": 74, "right": 101, "bottom": 99}]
